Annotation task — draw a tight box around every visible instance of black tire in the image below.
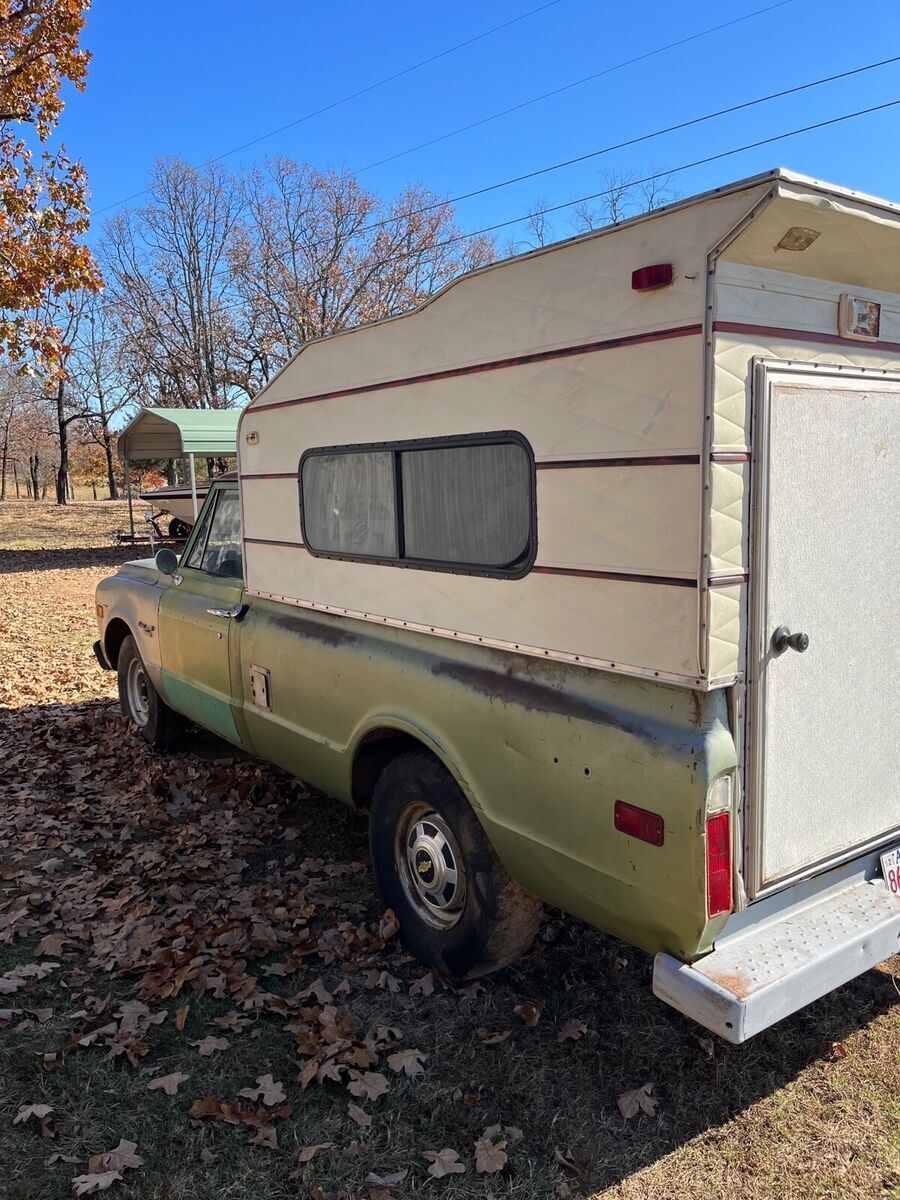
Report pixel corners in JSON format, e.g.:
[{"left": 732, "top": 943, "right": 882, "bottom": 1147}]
[
  {"left": 168, "top": 517, "right": 191, "bottom": 538},
  {"left": 369, "top": 750, "right": 542, "bottom": 981},
  {"left": 117, "top": 634, "right": 185, "bottom": 751}
]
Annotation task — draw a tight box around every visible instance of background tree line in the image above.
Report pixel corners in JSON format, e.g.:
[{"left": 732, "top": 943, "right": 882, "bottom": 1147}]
[{"left": 0, "top": 154, "right": 674, "bottom": 504}]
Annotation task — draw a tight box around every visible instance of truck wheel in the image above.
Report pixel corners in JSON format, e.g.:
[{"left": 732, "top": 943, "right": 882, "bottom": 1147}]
[
  {"left": 369, "top": 750, "right": 542, "bottom": 981},
  {"left": 117, "top": 634, "right": 184, "bottom": 751}
]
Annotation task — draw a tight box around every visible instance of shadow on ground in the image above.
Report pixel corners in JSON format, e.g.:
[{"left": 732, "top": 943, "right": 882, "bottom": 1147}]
[
  {"left": 2, "top": 696, "right": 898, "bottom": 1199},
  {"left": 0, "top": 545, "right": 145, "bottom": 574}
]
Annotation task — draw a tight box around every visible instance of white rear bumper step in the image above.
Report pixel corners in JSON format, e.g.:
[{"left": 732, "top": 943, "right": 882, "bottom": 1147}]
[{"left": 653, "top": 877, "right": 900, "bottom": 1043}]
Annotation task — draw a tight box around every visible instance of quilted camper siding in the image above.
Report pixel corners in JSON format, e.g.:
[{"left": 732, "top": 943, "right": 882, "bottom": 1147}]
[{"left": 706, "top": 249, "right": 900, "bottom": 682}]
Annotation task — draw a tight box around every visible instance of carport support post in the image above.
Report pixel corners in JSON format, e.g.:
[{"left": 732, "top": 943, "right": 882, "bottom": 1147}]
[
  {"left": 189, "top": 453, "right": 198, "bottom": 521},
  {"left": 124, "top": 459, "right": 135, "bottom": 541}
]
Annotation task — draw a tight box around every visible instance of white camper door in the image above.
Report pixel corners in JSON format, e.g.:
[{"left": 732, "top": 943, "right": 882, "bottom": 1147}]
[{"left": 748, "top": 367, "right": 900, "bottom": 896}]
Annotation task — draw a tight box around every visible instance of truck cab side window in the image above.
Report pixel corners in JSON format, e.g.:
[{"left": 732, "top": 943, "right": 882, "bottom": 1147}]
[
  {"left": 184, "top": 496, "right": 216, "bottom": 570},
  {"left": 199, "top": 490, "right": 243, "bottom": 578}
]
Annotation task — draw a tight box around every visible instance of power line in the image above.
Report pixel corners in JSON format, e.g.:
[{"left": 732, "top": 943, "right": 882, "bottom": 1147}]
[
  {"left": 100, "top": 53, "right": 900, "bottom": 295},
  {"left": 355, "top": 0, "right": 797, "bottom": 175},
  {"left": 91, "top": 0, "right": 568, "bottom": 218},
  {"left": 418, "top": 97, "right": 900, "bottom": 250},
  {"left": 71, "top": 95, "right": 900, "bottom": 360}
]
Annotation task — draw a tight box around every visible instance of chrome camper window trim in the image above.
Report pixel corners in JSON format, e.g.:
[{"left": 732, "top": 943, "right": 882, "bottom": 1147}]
[{"left": 298, "top": 430, "right": 537, "bottom": 580}]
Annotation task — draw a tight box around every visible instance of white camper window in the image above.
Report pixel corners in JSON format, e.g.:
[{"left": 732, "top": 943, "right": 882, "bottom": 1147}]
[
  {"left": 301, "top": 450, "right": 397, "bottom": 558},
  {"left": 299, "top": 432, "right": 535, "bottom": 578}
]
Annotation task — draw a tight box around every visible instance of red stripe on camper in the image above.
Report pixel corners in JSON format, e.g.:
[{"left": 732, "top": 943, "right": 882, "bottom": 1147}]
[
  {"left": 244, "top": 537, "right": 306, "bottom": 549},
  {"left": 536, "top": 454, "right": 700, "bottom": 469},
  {"left": 713, "top": 320, "right": 900, "bottom": 355},
  {"left": 251, "top": 323, "right": 704, "bottom": 413},
  {"left": 532, "top": 565, "right": 697, "bottom": 588}
]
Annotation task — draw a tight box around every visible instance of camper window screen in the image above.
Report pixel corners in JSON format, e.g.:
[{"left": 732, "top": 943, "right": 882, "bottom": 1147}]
[
  {"left": 300, "top": 434, "right": 534, "bottom": 575},
  {"left": 301, "top": 451, "right": 397, "bottom": 557},
  {"left": 400, "top": 442, "right": 530, "bottom": 566}
]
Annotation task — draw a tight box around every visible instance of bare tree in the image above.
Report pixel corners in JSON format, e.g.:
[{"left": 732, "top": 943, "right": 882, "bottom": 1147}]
[
  {"left": 570, "top": 169, "right": 678, "bottom": 234},
  {"left": 102, "top": 157, "right": 245, "bottom": 411},
  {"left": 67, "top": 292, "right": 133, "bottom": 498},
  {"left": 229, "top": 161, "right": 494, "bottom": 394}
]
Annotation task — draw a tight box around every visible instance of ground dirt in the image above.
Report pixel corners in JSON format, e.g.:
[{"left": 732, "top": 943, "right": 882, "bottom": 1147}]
[{"left": 0, "top": 501, "right": 898, "bottom": 1200}]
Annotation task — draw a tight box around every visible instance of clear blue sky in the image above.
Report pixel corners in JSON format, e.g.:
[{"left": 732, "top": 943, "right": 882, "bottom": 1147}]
[{"left": 59, "top": 0, "right": 900, "bottom": 250}]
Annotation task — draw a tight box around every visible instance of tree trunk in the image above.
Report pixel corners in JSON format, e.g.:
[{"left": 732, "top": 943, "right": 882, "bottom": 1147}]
[
  {"left": 55, "top": 380, "right": 69, "bottom": 505},
  {"left": 97, "top": 391, "right": 119, "bottom": 500},
  {"left": 0, "top": 419, "right": 8, "bottom": 500},
  {"left": 29, "top": 453, "right": 39, "bottom": 500},
  {"left": 13, "top": 459, "right": 20, "bottom": 498},
  {"left": 166, "top": 460, "right": 177, "bottom": 485}
]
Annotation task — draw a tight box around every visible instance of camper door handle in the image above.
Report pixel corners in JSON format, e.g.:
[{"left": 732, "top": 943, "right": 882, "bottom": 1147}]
[{"left": 772, "top": 626, "right": 809, "bottom": 656}]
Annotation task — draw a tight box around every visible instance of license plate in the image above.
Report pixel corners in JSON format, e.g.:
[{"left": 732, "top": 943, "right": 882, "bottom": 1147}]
[{"left": 881, "top": 845, "right": 900, "bottom": 896}]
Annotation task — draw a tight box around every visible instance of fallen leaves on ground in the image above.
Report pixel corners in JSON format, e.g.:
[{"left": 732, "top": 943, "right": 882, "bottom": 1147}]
[
  {"left": 557, "top": 1019, "right": 587, "bottom": 1042},
  {"left": 616, "top": 1082, "right": 658, "bottom": 1119},
  {"left": 88, "top": 1139, "right": 143, "bottom": 1173},
  {"left": 474, "top": 1133, "right": 508, "bottom": 1174},
  {"left": 14, "top": 1103, "right": 54, "bottom": 1125},
  {"left": 513, "top": 1000, "right": 544, "bottom": 1027},
  {"left": 422, "top": 1147, "right": 466, "bottom": 1177},
  {"left": 70, "top": 1170, "right": 122, "bottom": 1195},
  {"left": 147, "top": 1071, "right": 190, "bottom": 1095},
  {"left": 237, "top": 1074, "right": 287, "bottom": 1105},
  {"left": 386, "top": 1047, "right": 426, "bottom": 1076}
]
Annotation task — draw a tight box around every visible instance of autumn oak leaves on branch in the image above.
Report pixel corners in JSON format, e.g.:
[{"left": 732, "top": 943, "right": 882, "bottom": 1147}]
[{"left": 0, "top": 0, "right": 101, "bottom": 371}]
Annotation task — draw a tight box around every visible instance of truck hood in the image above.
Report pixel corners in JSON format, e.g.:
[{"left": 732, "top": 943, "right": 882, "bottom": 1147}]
[{"left": 114, "top": 557, "right": 176, "bottom": 587}]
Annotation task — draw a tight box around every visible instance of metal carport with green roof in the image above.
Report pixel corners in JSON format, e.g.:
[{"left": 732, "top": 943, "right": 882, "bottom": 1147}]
[{"left": 117, "top": 407, "right": 240, "bottom": 539}]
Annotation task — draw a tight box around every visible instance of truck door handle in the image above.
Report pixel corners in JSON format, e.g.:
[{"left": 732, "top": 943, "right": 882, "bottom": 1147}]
[
  {"left": 772, "top": 626, "right": 809, "bottom": 656},
  {"left": 206, "top": 604, "right": 247, "bottom": 621}
]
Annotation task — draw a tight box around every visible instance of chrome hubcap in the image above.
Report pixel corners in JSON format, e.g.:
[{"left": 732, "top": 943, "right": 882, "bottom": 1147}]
[
  {"left": 126, "top": 657, "right": 150, "bottom": 727},
  {"left": 395, "top": 803, "right": 466, "bottom": 929}
]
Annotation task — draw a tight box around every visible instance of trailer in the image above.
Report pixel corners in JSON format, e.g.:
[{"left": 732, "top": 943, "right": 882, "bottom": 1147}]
[{"left": 96, "top": 168, "right": 899, "bottom": 1041}]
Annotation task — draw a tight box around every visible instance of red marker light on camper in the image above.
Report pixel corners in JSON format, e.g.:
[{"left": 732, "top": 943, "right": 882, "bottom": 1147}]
[
  {"left": 614, "top": 801, "right": 664, "bottom": 847},
  {"left": 631, "top": 263, "right": 674, "bottom": 291},
  {"left": 706, "top": 812, "right": 732, "bottom": 917}
]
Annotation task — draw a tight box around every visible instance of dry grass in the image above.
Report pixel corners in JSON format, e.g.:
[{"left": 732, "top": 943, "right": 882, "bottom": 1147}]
[
  {"left": 0, "top": 502, "right": 898, "bottom": 1200},
  {"left": 0, "top": 498, "right": 150, "bottom": 553}
]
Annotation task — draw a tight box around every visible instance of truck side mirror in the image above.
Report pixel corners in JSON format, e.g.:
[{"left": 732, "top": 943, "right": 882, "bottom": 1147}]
[{"left": 155, "top": 547, "right": 178, "bottom": 576}]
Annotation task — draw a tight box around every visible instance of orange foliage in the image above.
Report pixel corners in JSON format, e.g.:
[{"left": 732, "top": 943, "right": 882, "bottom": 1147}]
[{"left": 0, "top": 1, "right": 101, "bottom": 369}]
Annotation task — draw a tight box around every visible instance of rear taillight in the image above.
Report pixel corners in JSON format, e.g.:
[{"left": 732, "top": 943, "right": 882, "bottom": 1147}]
[{"left": 705, "top": 811, "right": 732, "bottom": 916}]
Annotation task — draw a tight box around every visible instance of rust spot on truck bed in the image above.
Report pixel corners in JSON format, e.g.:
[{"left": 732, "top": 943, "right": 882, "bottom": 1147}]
[
  {"left": 270, "top": 610, "right": 359, "bottom": 647},
  {"left": 433, "top": 660, "right": 704, "bottom": 753}
]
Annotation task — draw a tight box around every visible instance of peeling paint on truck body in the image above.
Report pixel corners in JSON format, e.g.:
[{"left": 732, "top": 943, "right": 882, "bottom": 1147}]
[{"left": 234, "top": 583, "right": 735, "bottom": 961}]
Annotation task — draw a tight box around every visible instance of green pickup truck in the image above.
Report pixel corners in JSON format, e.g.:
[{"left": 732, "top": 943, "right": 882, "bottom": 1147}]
[{"left": 94, "top": 170, "right": 900, "bottom": 1042}]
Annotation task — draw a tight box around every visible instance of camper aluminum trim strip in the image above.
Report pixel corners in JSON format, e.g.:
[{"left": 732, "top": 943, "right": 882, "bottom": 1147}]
[
  {"left": 535, "top": 454, "right": 701, "bottom": 469},
  {"left": 708, "top": 572, "right": 749, "bottom": 587},
  {"left": 714, "top": 320, "right": 900, "bottom": 355},
  {"left": 745, "top": 358, "right": 900, "bottom": 901},
  {"left": 243, "top": 585, "right": 709, "bottom": 689},
  {"left": 251, "top": 323, "right": 704, "bottom": 413}
]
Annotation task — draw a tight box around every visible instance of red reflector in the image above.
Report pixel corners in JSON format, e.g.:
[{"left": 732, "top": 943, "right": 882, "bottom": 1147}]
[
  {"left": 631, "top": 262, "right": 674, "bottom": 291},
  {"left": 706, "top": 812, "right": 732, "bottom": 917},
  {"left": 614, "top": 800, "right": 664, "bottom": 847}
]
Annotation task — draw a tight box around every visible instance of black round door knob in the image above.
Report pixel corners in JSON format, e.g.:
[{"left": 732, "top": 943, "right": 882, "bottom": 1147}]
[{"left": 772, "top": 626, "right": 810, "bottom": 656}]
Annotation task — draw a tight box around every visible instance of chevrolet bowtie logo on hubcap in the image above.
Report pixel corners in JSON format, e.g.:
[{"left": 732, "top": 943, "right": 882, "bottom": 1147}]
[{"left": 415, "top": 850, "right": 435, "bottom": 884}]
